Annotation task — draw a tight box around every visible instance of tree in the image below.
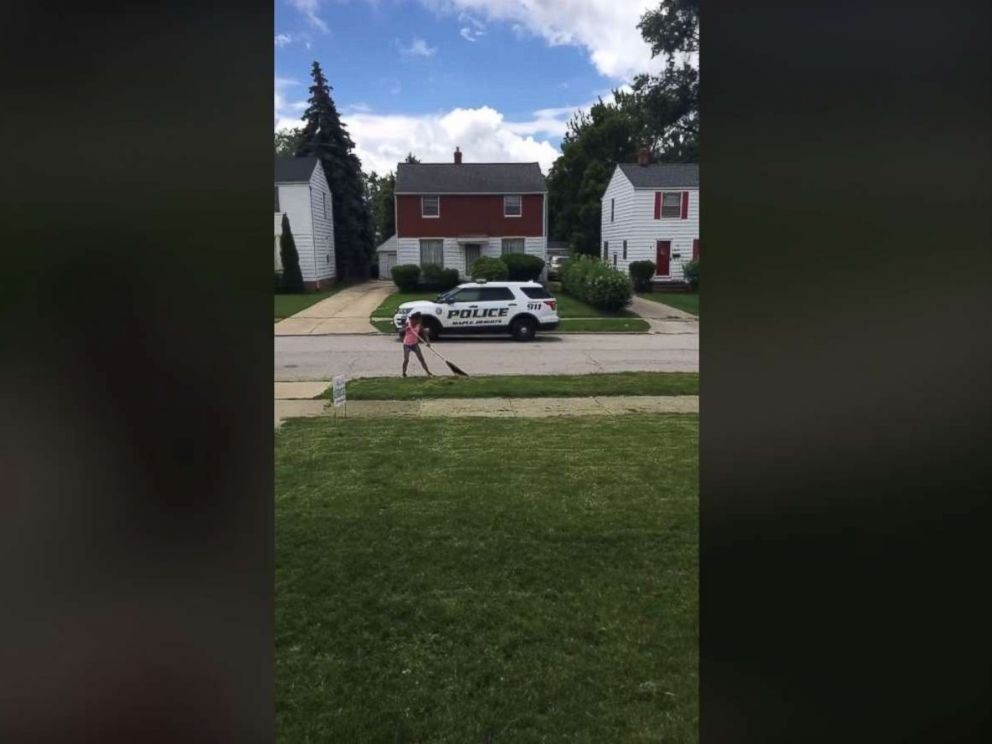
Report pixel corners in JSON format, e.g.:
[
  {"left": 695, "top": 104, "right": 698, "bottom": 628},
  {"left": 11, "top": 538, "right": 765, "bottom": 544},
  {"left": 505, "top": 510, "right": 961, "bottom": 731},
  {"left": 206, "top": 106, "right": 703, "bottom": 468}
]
[
  {"left": 629, "top": 0, "right": 699, "bottom": 161},
  {"left": 279, "top": 213, "right": 304, "bottom": 293},
  {"left": 404, "top": 152, "right": 421, "bottom": 164},
  {"left": 275, "top": 128, "right": 302, "bottom": 156},
  {"left": 295, "top": 61, "right": 374, "bottom": 280}
]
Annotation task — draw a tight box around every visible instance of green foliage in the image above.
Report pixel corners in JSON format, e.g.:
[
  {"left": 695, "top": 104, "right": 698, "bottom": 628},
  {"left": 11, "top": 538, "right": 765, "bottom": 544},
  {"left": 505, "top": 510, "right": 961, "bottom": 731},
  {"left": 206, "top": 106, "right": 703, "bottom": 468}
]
[
  {"left": 682, "top": 258, "right": 699, "bottom": 289},
  {"left": 629, "top": 260, "right": 657, "bottom": 291},
  {"left": 501, "top": 253, "right": 545, "bottom": 281},
  {"left": 279, "top": 214, "right": 304, "bottom": 293},
  {"left": 274, "top": 128, "right": 302, "bottom": 157},
  {"left": 296, "top": 62, "right": 374, "bottom": 281},
  {"left": 274, "top": 271, "right": 283, "bottom": 293},
  {"left": 391, "top": 264, "right": 421, "bottom": 292},
  {"left": 420, "top": 263, "right": 459, "bottom": 291},
  {"left": 561, "top": 255, "right": 632, "bottom": 312},
  {"left": 469, "top": 256, "right": 509, "bottom": 281},
  {"left": 364, "top": 170, "right": 395, "bottom": 246}
]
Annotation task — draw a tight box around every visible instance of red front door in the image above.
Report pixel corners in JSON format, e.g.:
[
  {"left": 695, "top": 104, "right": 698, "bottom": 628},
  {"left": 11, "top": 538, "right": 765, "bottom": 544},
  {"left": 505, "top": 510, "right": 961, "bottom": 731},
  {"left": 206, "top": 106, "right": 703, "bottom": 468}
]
[{"left": 656, "top": 240, "right": 671, "bottom": 276}]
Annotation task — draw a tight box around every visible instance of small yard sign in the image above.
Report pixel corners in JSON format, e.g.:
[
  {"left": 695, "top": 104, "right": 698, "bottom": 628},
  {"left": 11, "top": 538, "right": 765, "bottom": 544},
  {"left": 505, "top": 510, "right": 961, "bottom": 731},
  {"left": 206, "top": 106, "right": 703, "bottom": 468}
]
[{"left": 332, "top": 375, "right": 347, "bottom": 408}]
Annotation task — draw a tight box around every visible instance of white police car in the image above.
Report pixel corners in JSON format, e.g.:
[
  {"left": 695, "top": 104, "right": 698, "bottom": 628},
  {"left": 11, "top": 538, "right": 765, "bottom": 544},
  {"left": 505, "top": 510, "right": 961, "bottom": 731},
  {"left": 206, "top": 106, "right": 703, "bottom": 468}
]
[{"left": 393, "top": 281, "right": 560, "bottom": 342}]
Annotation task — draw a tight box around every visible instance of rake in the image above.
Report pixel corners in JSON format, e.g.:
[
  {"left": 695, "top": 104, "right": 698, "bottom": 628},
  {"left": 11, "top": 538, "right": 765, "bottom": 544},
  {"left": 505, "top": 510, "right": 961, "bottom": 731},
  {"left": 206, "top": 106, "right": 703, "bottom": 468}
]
[{"left": 417, "top": 333, "right": 469, "bottom": 376}]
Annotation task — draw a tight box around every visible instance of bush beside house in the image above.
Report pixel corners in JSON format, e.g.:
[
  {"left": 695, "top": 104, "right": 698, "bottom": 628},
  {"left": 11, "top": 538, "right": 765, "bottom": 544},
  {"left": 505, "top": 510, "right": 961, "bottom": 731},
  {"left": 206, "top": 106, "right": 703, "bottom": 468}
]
[
  {"left": 391, "top": 264, "right": 421, "bottom": 291},
  {"left": 279, "top": 214, "right": 304, "bottom": 293},
  {"left": 682, "top": 259, "right": 699, "bottom": 290},
  {"left": 469, "top": 256, "right": 510, "bottom": 281},
  {"left": 501, "top": 253, "right": 545, "bottom": 281},
  {"left": 562, "top": 255, "right": 632, "bottom": 312},
  {"left": 421, "top": 263, "right": 460, "bottom": 291},
  {"left": 629, "top": 260, "right": 656, "bottom": 292}
]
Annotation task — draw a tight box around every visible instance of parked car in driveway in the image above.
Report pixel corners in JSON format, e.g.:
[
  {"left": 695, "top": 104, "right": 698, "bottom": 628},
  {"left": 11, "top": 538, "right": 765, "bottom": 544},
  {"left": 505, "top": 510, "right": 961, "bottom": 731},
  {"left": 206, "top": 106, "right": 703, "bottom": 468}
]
[
  {"left": 547, "top": 254, "right": 570, "bottom": 280},
  {"left": 393, "top": 281, "right": 560, "bottom": 342}
]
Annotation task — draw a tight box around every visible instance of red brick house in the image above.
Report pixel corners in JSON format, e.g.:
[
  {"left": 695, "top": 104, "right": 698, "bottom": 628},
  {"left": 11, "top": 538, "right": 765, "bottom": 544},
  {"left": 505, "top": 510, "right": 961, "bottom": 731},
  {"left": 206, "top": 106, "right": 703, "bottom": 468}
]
[{"left": 393, "top": 148, "right": 548, "bottom": 278}]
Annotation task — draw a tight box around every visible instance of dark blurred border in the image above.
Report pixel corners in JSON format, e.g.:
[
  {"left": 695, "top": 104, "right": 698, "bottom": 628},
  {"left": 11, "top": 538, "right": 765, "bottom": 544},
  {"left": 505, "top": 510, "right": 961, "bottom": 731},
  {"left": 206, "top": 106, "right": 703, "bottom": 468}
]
[
  {"left": 1, "top": 2, "right": 273, "bottom": 741},
  {"left": 701, "top": 1, "right": 991, "bottom": 740}
]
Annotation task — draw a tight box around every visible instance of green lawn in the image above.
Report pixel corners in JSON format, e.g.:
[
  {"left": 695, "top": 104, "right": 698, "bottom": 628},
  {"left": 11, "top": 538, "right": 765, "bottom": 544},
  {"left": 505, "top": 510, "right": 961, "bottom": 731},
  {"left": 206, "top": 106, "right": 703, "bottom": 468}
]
[
  {"left": 371, "top": 291, "right": 438, "bottom": 318},
  {"left": 275, "top": 284, "right": 349, "bottom": 320},
  {"left": 637, "top": 292, "right": 699, "bottom": 317},
  {"left": 319, "top": 371, "right": 698, "bottom": 400},
  {"left": 554, "top": 293, "right": 638, "bottom": 318},
  {"left": 276, "top": 414, "right": 698, "bottom": 742}
]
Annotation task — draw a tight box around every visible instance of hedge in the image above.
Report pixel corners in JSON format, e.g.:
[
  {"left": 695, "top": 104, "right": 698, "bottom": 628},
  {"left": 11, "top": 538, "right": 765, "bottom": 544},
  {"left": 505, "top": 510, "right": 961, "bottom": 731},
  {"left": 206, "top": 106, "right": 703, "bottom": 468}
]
[
  {"left": 470, "top": 256, "right": 509, "bottom": 281},
  {"left": 391, "top": 264, "right": 421, "bottom": 292},
  {"left": 421, "top": 263, "right": 460, "bottom": 291},
  {"left": 682, "top": 259, "right": 699, "bottom": 289},
  {"left": 501, "top": 253, "right": 545, "bottom": 281},
  {"left": 629, "top": 260, "right": 656, "bottom": 291},
  {"left": 561, "top": 255, "right": 632, "bottom": 312}
]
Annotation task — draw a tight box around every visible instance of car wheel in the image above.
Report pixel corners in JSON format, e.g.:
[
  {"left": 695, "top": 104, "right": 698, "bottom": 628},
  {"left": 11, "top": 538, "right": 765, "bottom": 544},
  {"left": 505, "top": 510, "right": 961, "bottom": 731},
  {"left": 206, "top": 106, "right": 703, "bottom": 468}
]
[
  {"left": 511, "top": 316, "right": 537, "bottom": 342},
  {"left": 423, "top": 318, "right": 442, "bottom": 341}
]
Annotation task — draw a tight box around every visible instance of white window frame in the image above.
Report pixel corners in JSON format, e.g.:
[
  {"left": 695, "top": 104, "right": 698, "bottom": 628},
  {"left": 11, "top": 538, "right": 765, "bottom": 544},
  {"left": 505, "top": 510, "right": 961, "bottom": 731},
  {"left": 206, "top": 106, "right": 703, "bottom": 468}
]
[
  {"left": 419, "top": 238, "right": 444, "bottom": 267},
  {"left": 421, "top": 195, "right": 440, "bottom": 218},
  {"left": 503, "top": 195, "right": 522, "bottom": 218},
  {"left": 500, "top": 237, "right": 526, "bottom": 255},
  {"left": 661, "top": 191, "right": 682, "bottom": 219}
]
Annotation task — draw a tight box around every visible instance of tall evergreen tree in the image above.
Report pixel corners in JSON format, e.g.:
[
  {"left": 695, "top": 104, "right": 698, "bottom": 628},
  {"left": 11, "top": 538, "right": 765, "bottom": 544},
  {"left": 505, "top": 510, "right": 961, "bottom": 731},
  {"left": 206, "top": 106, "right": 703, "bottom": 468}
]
[
  {"left": 295, "top": 61, "right": 373, "bottom": 280},
  {"left": 279, "top": 214, "right": 304, "bottom": 293}
]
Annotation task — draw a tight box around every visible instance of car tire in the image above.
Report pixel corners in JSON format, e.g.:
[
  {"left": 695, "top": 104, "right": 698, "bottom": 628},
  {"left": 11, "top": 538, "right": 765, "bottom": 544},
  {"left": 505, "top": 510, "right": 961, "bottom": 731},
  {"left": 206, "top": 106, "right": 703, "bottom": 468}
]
[
  {"left": 423, "top": 317, "right": 442, "bottom": 342},
  {"left": 511, "top": 316, "right": 537, "bottom": 342}
]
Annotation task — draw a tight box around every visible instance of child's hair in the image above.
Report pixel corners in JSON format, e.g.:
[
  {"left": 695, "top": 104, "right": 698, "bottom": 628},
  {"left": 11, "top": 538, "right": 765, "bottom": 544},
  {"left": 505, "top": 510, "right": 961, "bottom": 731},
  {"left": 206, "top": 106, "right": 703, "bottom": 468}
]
[{"left": 409, "top": 311, "right": 422, "bottom": 321}]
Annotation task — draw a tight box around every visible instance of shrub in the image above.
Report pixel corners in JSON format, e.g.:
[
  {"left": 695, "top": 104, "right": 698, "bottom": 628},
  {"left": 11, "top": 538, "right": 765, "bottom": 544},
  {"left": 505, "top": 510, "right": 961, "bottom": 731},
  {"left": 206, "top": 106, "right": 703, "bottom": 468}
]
[
  {"left": 274, "top": 272, "right": 283, "bottom": 293},
  {"left": 279, "top": 214, "right": 304, "bottom": 293},
  {"left": 629, "top": 260, "right": 656, "bottom": 292},
  {"left": 682, "top": 259, "right": 699, "bottom": 290},
  {"left": 470, "top": 256, "right": 509, "bottom": 281},
  {"left": 501, "top": 253, "right": 545, "bottom": 281},
  {"left": 421, "top": 263, "right": 460, "bottom": 290},
  {"left": 391, "top": 263, "right": 421, "bottom": 291},
  {"left": 561, "top": 255, "right": 632, "bottom": 312}
]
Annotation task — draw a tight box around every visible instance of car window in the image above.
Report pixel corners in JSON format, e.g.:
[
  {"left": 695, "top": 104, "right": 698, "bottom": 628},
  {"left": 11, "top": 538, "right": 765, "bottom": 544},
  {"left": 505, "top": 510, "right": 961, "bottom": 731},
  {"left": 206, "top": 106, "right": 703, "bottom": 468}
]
[
  {"left": 450, "top": 288, "right": 482, "bottom": 303},
  {"left": 521, "top": 286, "right": 553, "bottom": 299},
  {"left": 480, "top": 287, "right": 515, "bottom": 301}
]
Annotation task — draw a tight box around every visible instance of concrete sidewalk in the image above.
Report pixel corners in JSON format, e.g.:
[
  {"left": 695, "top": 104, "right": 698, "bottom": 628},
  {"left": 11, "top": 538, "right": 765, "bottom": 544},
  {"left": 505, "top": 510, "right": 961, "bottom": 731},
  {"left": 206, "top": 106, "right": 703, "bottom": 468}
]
[
  {"left": 275, "top": 281, "right": 394, "bottom": 336},
  {"left": 275, "top": 391, "right": 698, "bottom": 427}
]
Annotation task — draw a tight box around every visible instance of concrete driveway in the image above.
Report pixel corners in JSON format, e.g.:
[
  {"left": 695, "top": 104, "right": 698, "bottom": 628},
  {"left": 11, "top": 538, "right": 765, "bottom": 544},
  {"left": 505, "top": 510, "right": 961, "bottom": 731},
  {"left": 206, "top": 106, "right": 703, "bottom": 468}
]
[
  {"left": 275, "top": 329, "right": 697, "bottom": 380},
  {"left": 274, "top": 281, "right": 394, "bottom": 335}
]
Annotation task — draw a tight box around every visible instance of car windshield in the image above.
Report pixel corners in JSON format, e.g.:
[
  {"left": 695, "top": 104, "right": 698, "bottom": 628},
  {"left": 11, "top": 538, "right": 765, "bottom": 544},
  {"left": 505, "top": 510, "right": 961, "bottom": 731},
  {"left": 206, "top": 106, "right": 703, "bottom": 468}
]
[{"left": 436, "top": 289, "right": 460, "bottom": 303}]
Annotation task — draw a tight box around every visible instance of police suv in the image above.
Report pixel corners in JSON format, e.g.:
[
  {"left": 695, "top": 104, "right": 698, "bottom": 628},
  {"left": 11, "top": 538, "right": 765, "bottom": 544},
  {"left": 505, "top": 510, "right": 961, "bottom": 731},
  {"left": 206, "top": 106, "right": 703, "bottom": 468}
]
[{"left": 393, "top": 280, "right": 560, "bottom": 342}]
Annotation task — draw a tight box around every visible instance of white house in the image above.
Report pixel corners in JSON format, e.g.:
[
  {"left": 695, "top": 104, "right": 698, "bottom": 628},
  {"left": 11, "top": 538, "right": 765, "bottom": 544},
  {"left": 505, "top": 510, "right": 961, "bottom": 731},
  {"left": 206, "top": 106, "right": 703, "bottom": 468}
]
[
  {"left": 274, "top": 156, "right": 336, "bottom": 290},
  {"left": 601, "top": 150, "right": 698, "bottom": 285},
  {"left": 376, "top": 233, "right": 398, "bottom": 279}
]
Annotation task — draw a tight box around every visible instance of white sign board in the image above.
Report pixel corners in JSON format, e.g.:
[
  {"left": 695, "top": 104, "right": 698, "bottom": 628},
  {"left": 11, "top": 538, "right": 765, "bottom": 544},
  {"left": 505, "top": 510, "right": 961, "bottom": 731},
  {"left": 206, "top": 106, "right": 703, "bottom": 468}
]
[{"left": 332, "top": 375, "right": 346, "bottom": 408}]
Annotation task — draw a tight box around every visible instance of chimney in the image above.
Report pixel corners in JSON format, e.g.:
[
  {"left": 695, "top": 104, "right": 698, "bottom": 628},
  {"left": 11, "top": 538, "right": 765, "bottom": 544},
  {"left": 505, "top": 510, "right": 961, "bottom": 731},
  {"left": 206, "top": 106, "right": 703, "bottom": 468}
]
[
  {"left": 454, "top": 146, "right": 462, "bottom": 164},
  {"left": 637, "top": 147, "right": 650, "bottom": 166}
]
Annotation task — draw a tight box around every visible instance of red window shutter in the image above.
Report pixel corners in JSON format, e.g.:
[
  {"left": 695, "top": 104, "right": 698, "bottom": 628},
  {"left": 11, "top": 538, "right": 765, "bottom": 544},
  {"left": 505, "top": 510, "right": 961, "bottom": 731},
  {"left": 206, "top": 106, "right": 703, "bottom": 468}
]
[
  {"left": 654, "top": 191, "right": 661, "bottom": 219},
  {"left": 692, "top": 239, "right": 699, "bottom": 260},
  {"left": 681, "top": 191, "right": 689, "bottom": 219}
]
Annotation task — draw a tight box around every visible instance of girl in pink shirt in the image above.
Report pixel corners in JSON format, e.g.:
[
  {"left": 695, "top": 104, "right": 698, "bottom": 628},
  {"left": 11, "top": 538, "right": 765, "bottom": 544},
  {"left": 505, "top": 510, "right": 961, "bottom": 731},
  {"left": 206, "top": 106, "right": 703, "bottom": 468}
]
[{"left": 402, "top": 312, "right": 433, "bottom": 378}]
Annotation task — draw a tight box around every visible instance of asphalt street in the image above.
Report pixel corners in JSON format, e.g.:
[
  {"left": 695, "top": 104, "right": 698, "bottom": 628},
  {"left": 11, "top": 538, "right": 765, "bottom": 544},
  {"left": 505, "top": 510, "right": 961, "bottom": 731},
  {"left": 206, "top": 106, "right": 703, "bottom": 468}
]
[{"left": 275, "top": 328, "right": 698, "bottom": 380}]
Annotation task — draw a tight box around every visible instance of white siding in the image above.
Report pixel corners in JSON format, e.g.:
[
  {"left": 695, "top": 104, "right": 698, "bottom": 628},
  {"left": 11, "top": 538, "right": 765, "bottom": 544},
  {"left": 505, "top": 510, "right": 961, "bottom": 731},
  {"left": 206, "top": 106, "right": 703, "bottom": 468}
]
[
  {"left": 601, "top": 167, "right": 699, "bottom": 282},
  {"left": 275, "top": 163, "right": 336, "bottom": 284},
  {"left": 396, "top": 235, "right": 546, "bottom": 279},
  {"left": 307, "top": 164, "right": 336, "bottom": 282}
]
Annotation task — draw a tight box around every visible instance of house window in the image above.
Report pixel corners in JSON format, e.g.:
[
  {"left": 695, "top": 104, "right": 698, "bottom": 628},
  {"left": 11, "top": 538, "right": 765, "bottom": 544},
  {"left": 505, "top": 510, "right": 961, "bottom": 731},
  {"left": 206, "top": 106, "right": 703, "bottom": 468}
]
[
  {"left": 661, "top": 192, "right": 681, "bottom": 218},
  {"left": 622, "top": 240, "right": 627, "bottom": 259},
  {"left": 504, "top": 195, "right": 522, "bottom": 217},
  {"left": 612, "top": 253, "right": 617, "bottom": 267},
  {"left": 501, "top": 238, "right": 525, "bottom": 255},
  {"left": 603, "top": 240, "right": 608, "bottom": 259},
  {"left": 322, "top": 191, "right": 327, "bottom": 219},
  {"left": 420, "top": 239, "right": 444, "bottom": 266},
  {"left": 421, "top": 196, "right": 440, "bottom": 218},
  {"left": 611, "top": 198, "right": 615, "bottom": 222}
]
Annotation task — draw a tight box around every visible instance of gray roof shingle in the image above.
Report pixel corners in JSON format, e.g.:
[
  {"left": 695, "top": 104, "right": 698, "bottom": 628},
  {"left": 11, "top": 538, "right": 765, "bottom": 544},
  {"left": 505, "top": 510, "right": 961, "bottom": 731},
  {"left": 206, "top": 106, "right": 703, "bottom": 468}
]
[
  {"left": 275, "top": 156, "right": 319, "bottom": 183},
  {"left": 395, "top": 162, "right": 546, "bottom": 193},
  {"left": 618, "top": 162, "right": 698, "bottom": 189}
]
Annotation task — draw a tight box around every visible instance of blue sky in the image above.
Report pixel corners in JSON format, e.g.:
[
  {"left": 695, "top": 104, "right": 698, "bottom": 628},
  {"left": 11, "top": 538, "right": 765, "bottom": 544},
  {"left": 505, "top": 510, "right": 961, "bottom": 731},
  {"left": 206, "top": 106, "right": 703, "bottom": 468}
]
[{"left": 275, "top": 0, "right": 662, "bottom": 174}]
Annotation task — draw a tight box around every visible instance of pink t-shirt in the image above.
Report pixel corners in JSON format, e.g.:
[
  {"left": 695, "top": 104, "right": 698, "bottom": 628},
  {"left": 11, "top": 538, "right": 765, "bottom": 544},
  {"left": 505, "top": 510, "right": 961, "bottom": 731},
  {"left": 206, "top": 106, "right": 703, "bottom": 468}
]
[{"left": 403, "top": 320, "right": 422, "bottom": 346}]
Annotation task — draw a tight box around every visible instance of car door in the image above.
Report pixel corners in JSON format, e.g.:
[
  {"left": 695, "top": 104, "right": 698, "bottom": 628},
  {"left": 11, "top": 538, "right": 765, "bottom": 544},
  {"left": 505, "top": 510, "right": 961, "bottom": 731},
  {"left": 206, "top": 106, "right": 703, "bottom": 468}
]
[{"left": 477, "top": 286, "right": 516, "bottom": 329}]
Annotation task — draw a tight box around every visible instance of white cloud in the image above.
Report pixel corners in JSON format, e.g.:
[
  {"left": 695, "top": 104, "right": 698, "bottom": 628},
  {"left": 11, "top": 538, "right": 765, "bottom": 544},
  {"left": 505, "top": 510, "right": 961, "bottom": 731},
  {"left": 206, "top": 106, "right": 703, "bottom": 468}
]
[
  {"left": 460, "top": 26, "right": 486, "bottom": 42},
  {"left": 274, "top": 78, "right": 307, "bottom": 130},
  {"left": 399, "top": 37, "right": 438, "bottom": 57},
  {"left": 274, "top": 33, "right": 293, "bottom": 47},
  {"left": 288, "top": 0, "right": 328, "bottom": 33},
  {"left": 420, "top": 0, "right": 665, "bottom": 80}
]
